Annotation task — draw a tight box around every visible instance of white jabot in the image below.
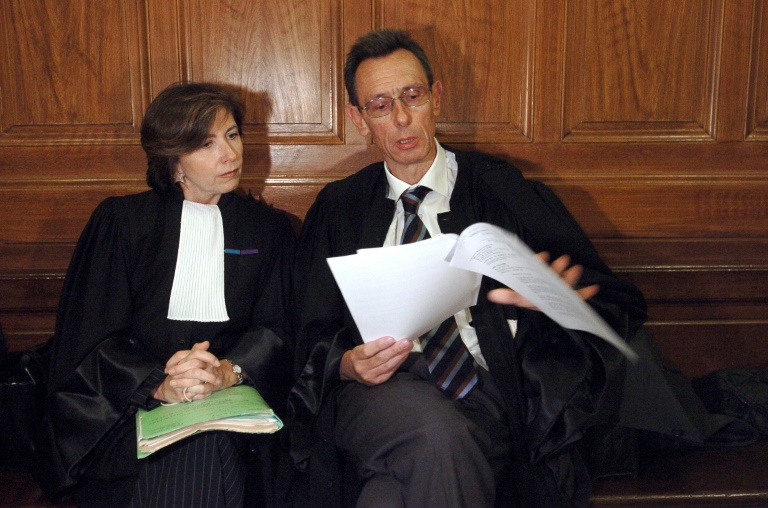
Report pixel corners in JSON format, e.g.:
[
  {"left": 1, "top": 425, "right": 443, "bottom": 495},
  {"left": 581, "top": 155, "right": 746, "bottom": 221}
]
[{"left": 167, "top": 200, "right": 230, "bottom": 322}]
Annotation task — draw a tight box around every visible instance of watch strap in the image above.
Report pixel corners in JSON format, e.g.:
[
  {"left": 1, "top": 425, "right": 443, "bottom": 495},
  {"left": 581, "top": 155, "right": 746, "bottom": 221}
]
[{"left": 224, "top": 359, "right": 244, "bottom": 386}]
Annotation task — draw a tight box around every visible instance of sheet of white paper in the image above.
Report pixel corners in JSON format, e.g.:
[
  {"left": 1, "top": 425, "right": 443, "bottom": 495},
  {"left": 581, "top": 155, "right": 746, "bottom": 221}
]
[
  {"left": 448, "top": 223, "right": 638, "bottom": 361},
  {"left": 326, "top": 235, "right": 481, "bottom": 342}
]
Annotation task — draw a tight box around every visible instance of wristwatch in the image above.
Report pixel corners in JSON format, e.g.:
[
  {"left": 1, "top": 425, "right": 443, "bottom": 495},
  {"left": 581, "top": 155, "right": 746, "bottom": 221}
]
[{"left": 226, "top": 360, "right": 244, "bottom": 385}]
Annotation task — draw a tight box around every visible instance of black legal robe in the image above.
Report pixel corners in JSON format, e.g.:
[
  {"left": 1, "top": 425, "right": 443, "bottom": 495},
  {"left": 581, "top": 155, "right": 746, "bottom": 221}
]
[
  {"left": 34, "top": 188, "right": 296, "bottom": 502},
  {"left": 286, "top": 148, "right": 649, "bottom": 507}
]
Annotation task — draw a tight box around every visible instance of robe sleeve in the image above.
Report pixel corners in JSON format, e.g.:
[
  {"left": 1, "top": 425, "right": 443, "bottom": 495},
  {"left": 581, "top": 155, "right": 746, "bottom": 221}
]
[
  {"left": 479, "top": 164, "right": 647, "bottom": 462},
  {"left": 523, "top": 179, "right": 647, "bottom": 337},
  {"left": 49, "top": 198, "right": 162, "bottom": 386},
  {"left": 480, "top": 164, "right": 645, "bottom": 327},
  {"left": 35, "top": 197, "right": 164, "bottom": 498}
]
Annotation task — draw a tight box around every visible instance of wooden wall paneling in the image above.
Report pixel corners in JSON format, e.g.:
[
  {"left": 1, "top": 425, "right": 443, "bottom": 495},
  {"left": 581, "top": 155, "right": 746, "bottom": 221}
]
[
  {"left": 533, "top": 0, "right": 567, "bottom": 143},
  {"left": 0, "top": 143, "right": 147, "bottom": 185},
  {"left": 0, "top": 278, "right": 62, "bottom": 352},
  {"left": 716, "top": 0, "right": 755, "bottom": 141},
  {"left": 648, "top": 322, "right": 768, "bottom": 378},
  {"left": 146, "top": 0, "right": 185, "bottom": 96},
  {"left": 257, "top": 181, "right": 327, "bottom": 231},
  {"left": 562, "top": 0, "right": 724, "bottom": 142},
  {"left": 0, "top": 242, "right": 71, "bottom": 352},
  {"left": 612, "top": 258, "right": 768, "bottom": 379},
  {"left": 0, "top": 0, "right": 149, "bottom": 353},
  {"left": 0, "top": 0, "right": 149, "bottom": 145},
  {"left": 251, "top": 144, "right": 398, "bottom": 220},
  {"left": 342, "top": 0, "right": 374, "bottom": 146},
  {"left": 0, "top": 243, "right": 73, "bottom": 273},
  {"left": 376, "top": 0, "right": 534, "bottom": 143},
  {"left": 624, "top": 269, "right": 768, "bottom": 302},
  {"left": 747, "top": 0, "right": 768, "bottom": 140},
  {"left": 0, "top": 184, "right": 149, "bottom": 243},
  {"left": 548, "top": 179, "right": 768, "bottom": 238},
  {"left": 184, "top": 0, "right": 343, "bottom": 143},
  {"left": 0, "top": 310, "right": 57, "bottom": 352},
  {"left": 594, "top": 237, "right": 768, "bottom": 268},
  {"left": 639, "top": 265, "right": 768, "bottom": 379},
  {"left": 648, "top": 300, "right": 768, "bottom": 324},
  {"left": 467, "top": 139, "right": 768, "bottom": 178}
]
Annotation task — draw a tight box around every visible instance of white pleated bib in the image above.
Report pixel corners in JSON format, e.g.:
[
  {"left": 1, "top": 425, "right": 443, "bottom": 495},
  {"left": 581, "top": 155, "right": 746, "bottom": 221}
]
[{"left": 167, "top": 200, "right": 230, "bottom": 322}]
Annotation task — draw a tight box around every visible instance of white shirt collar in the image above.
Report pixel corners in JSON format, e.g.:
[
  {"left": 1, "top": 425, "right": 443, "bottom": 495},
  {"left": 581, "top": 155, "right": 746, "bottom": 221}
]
[{"left": 385, "top": 140, "right": 450, "bottom": 200}]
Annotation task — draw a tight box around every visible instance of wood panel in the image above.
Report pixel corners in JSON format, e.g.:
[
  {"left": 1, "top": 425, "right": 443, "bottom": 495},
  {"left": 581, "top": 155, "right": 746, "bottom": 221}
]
[
  {"left": 0, "top": 0, "right": 148, "bottom": 144},
  {"left": 551, "top": 180, "right": 768, "bottom": 238},
  {"left": 747, "top": 0, "right": 768, "bottom": 140},
  {"left": 186, "top": 0, "right": 344, "bottom": 142},
  {"left": 3, "top": 146, "right": 765, "bottom": 244},
  {"left": 0, "top": 312, "right": 58, "bottom": 352},
  {"left": 649, "top": 323, "right": 768, "bottom": 379},
  {"left": 8, "top": 252, "right": 764, "bottom": 372},
  {"left": 563, "top": 0, "right": 723, "bottom": 142}
]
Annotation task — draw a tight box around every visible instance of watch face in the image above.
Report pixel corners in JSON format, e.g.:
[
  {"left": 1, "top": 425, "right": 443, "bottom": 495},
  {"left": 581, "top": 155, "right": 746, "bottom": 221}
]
[{"left": 233, "top": 364, "right": 242, "bottom": 374}]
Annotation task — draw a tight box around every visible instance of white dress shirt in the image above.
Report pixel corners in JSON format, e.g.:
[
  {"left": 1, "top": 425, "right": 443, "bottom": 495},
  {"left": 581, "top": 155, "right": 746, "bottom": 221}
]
[{"left": 382, "top": 141, "right": 489, "bottom": 369}]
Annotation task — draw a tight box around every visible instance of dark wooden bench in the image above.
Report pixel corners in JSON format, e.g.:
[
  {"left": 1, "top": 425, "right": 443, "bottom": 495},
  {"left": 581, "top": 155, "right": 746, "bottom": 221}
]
[
  {"left": 2, "top": 339, "right": 767, "bottom": 507},
  {"left": 3, "top": 334, "right": 767, "bottom": 506},
  {"left": 591, "top": 439, "right": 768, "bottom": 507},
  {"left": 0, "top": 469, "right": 68, "bottom": 507},
  {"left": 2, "top": 441, "right": 767, "bottom": 507}
]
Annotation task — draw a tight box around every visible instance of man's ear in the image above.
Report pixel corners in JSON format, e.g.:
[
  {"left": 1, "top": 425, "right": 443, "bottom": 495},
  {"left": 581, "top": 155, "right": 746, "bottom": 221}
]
[
  {"left": 431, "top": 81, "right": 443, "bottom": 118},
  {"left": 345, "top": 103, "right": 370, "bottom": 138}
]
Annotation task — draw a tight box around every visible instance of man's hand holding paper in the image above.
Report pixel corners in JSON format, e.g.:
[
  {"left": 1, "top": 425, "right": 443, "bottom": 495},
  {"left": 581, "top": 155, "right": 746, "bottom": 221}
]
[
  {"left": 326, "top": 222, "right": 637, "bottom": 361},
  {"left": 326, "top": 234, "right": 482, "bottom": 343},
  {"left": 448, "top": 223, "right": 637, "bottom": 361}
]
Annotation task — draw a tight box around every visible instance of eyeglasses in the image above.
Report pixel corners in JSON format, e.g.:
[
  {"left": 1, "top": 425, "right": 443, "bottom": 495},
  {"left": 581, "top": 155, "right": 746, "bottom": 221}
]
[{"left": 358, "top": 86, "right": 432, "bottom": 118}]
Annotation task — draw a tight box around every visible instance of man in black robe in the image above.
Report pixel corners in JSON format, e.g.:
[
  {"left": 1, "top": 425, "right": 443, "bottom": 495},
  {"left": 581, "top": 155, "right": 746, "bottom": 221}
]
[{"left": 285, "top": 30, "right": 648, "bottom": 507}]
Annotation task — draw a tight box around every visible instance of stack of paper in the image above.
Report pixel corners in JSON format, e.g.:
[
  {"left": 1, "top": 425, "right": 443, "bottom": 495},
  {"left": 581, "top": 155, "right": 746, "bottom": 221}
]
[
  {"left": 136, "top": 384, "right": 282, "bottom": 458},
  {"left": 327, "top": 222, "right": 637, "bottom": 361}
]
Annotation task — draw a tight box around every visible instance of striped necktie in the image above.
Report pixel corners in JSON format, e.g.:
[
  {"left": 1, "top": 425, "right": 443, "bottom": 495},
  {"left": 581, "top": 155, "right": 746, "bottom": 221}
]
[{"left": 399, "top": 186, "right": 479, "bottom": 399}]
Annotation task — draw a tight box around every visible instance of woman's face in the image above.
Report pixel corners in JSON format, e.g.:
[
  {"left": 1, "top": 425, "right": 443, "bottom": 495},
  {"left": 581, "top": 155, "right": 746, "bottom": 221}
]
[{"left": 176, "top": 108, "right": 243, "bottom": 204}]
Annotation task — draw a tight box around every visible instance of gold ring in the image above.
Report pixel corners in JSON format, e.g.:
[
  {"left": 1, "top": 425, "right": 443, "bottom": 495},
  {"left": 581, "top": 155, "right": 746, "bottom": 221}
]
[{"left": 183, "top": 386, "right": 192, "bottom": 402}]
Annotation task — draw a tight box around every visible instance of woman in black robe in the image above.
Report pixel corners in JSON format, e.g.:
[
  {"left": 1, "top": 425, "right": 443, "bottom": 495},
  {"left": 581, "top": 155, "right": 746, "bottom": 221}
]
[{"left": 34, "top": 82, "right": 296, "bottom": 507}]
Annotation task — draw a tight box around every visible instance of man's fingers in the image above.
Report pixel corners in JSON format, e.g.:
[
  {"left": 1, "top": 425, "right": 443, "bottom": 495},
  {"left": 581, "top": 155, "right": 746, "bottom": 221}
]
[
  {"left": 487, "top": 288, "right": 538, "bottom": 309},
  {"left": 360, "top": 336, "right": 400, "bottom": 357},
  {"left": 487, "top": 288, "right": 516, "bottom": 305},
  {"left": 549, "top": 254, "right": 572, "bottom": 275},
  {"left": 561, "top": 264, "right": 583, "bottom": 287},
  {"left": 487, "top": 281, "right": 599, "bottom": 310},
  {"left": 345, "top": 338, "right": 412, "bottom": 385},
  {"left": 577, "top": 284, "right": 600, "bottom": 300}
]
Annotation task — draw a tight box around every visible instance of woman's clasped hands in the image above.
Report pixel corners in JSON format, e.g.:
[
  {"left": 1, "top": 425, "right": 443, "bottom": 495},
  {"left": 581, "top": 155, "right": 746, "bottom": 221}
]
[{"left": 150, "top": 340, "right": 238, "bottom": 403}]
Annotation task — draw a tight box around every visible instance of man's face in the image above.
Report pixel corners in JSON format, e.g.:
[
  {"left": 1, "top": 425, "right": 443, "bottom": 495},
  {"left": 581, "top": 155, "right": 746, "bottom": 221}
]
[{"left": 346, "top": 49, "right": 443, "bottom": 184}]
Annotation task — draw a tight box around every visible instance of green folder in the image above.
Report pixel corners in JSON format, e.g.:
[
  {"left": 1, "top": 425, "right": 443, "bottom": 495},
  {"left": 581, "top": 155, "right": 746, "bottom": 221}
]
[{"left": 136, "top": 384, "right": 282, "bottom": 458}]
